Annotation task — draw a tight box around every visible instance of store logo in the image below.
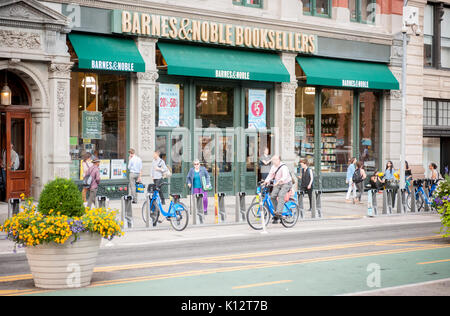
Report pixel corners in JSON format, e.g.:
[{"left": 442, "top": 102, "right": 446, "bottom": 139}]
[
  {"left": 342, "top": 79, "right": 369, "bottom": 88},
  {"left": 91, "top": 60, "right": 135, "bottom": 72},
  {"left": 215, "top": 70, "right": 250, "bottom": 80}
]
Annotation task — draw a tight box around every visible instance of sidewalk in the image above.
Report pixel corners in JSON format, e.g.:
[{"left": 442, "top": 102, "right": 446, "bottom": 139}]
[{"left": 0, "top": 192, "right": 442, "bottom": 254}]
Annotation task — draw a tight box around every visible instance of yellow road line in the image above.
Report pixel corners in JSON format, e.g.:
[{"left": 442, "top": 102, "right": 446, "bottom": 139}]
[
  {"left": 3, "top": 243, "right": 449, "bottom": 296},
  {"left": 0, "top": 235, "right": 443, "bottom": 283},
  {"left": 232, "top": 280, "right": 292, "bottom": 290},
  {"left": 417, "top": 258, "right": 450, "bottom": 265}
]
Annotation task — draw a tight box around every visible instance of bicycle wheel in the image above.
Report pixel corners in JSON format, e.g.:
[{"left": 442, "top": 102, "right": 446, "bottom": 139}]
[
  {"left": 246, "top": 202, "right": 270, "bottom": 230},
  {"left": 281, "top": 202, "right": 299, "bottom": 228},
  {"left": 169, "top": 202, "right": 189, "bottom": 231},
  {"left": 406, "top": 192, "right": 412, "bottom": 210}
]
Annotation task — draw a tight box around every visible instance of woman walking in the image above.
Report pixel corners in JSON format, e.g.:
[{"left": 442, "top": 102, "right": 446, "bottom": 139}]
[
  {"left": 353, "top": 161, "right": 367, "bottom": 204},
  {"left": 346, "top": 157, "right": 357, "bottom": 203},
  {"left": 186, "top": 159, "right": 211, "bottom": 215},
  {"left": 81, "top": 152, "right": 92, "bottom": 205}
]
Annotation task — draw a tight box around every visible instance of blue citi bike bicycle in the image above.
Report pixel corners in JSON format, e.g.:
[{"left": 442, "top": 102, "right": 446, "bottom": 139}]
[
  {"left": 141, "top": 182, "right": 189, "bottom": 231},
  {"left": 407, "top": 178, "right": 440, "bottom": 212},
  {"left": 246, "top": 181, "right": 299, "bottom": 230}
]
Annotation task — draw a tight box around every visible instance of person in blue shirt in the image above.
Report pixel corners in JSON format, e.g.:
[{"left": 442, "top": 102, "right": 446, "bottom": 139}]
[
  {"left": 384, "top": 161, "right": 395, "bottom": 180},
  {"left": 127, "top": 148, "right": 142, "bottom": 204},
  {"left": 346, "top": 157, "right": 357, "bottom": 202},
  {"left": 186, "top": 159, "right": 211, "bottom": 215}
]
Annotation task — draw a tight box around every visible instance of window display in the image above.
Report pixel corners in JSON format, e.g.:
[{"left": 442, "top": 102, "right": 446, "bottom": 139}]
[
  {"left": 321, "top": 89, "right": 353, "bottom": 173},
  {"left": 359, "top": 92, "right": 380, "bottom": 173},
  {"left": 295, "top": 87, "right": 315, "bottom": 169},
  {"left": 69, "top": 72, "right": 127, "bottom": 180}
]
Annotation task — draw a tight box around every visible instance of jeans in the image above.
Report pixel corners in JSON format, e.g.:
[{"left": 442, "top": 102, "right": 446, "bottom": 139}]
[
  {"left": 87, "top": 188, "right": 97, "bottom": 208},
  {"left": 346, "top": 180, "right": 356, "bottom": 200},
  {"left": 129, "top": 172, "right": 140, "bottom": 202}
]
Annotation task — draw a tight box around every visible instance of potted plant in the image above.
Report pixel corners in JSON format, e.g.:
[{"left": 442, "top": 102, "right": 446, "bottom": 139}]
[
  {"left": 0, "top": 178, "right": 123, "bottom": 289},
  {"left": 433, "top": 175, "right": 450, "bottom": 238}
]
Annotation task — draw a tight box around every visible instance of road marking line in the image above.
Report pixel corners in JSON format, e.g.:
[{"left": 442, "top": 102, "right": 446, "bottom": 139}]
[
  {"left": 417, "top": 258, "right": 450, "bottom": 265},
  {"left": 232, "top": 280, "right": 292, "bottom": 290},
  {"left": 0, "top": 235, "right": 443, "bottom": 283}
]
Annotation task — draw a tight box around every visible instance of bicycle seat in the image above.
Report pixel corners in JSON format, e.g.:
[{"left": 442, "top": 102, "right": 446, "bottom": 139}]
[{"left": 170, "top": 194, "right": 181, "bottom": 199}]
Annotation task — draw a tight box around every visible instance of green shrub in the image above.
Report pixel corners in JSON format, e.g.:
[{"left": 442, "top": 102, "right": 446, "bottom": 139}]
[
  {"left": 434, "top": 175, "right": 450, "bottom": 238},
  {"left": 38, "top": 178, "right": 85, "bottom": 217}
]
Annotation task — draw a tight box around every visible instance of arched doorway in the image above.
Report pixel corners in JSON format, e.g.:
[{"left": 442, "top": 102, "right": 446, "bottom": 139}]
[{"left": 0, "top": 70, "right": 32, "bottom": 201}]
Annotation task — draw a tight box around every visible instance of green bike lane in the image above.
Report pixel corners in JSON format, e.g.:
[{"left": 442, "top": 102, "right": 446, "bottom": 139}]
[{"left": 25, "top": 246, "right": 450, "bottom": 296}]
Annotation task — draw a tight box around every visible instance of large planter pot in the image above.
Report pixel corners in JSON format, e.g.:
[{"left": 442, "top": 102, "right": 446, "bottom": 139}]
[{"left": 25, "top": 232, "right": 102, "bottom": 289}]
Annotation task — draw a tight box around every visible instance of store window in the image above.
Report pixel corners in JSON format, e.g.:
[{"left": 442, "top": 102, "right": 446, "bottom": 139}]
[
  {"left": 424, "top": 99, "right": 437, "bottom": 126},
  {"left": 359, "top": 92, "right": 380, "bottom": 174},
  {"left": 155, "top": 83, "right": 184, "bottom": 127},
  {"left": 69, "top": 72, "right": 127, "bottom": 180},
  {"left": 349, "top": 0, "right": 376, "bottom": 23},
  {"left": 301, "top": 0, "right": 330, "bottom": 17},
  {"left": 424, "top": 4, "right": 434, "bottom": 67},
  {"left": 321, "top": 89, "right": 353, "bottom": 173},
  {"left": 295, "top": 87, "right": 316, "bottom": 169},
  {"left": 439, "top": 100, "right": 450, "bottom": 126},
  {"left": 195, "top": 86, "right": 234, "bottom": 128}
]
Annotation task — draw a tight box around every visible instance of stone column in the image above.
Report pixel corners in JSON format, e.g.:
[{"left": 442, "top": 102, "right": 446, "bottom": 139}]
[
  {"left": 274, "top": 52, "right": 298, "bottom": 171},
  {"left": 132, "top": 37, "right": 158, "bottom": 184},
  {"left": 47, "top": 62, "right": 73, "bottom": 182}
]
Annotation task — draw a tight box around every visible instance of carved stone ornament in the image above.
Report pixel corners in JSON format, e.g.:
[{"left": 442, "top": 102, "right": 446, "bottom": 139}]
[
  {"left": 56, "top": 81, "right": 67, "bottom": 127},
  {"left": 280, "top": 82, "right": 298, "bottom": 95},
  {"left": 48, "top": 63, "right": 73, "bottom": 79},
  {"left": 140, "top": 89, "right": 154, "bottom": 152},
  {"left": 0, "top": 30, "right": 41, "bottom": 50},
  {"left": 136, "top": 71, "right": 159, "bottom": 82}
]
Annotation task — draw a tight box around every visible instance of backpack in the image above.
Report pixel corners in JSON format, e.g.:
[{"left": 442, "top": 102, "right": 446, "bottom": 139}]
[
  {"left": 352, "top": 168, "right": 363, "bottom": 184},
  {"left": 82, "top": 168, "right": 93, "bottom": 188}
]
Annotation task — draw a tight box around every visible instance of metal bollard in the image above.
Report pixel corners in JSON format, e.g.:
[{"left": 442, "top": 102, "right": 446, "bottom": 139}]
[
  {"left": 218, "top": 193, "right": 226, "bottom": 222},
  {"left": 313, "top": 190, "right": 322, "bottom": 218},
  {"left": 194, "top": 193, "right": 204, "bottom": 224},
  {"left": 8, "top": 198, "right": 20, "bottom": 218},
  {"left": 96, "top": 196, "right": 109, "bottom": 209},
  {"left": 121, "top": 195, "right": 133, "bottom": 229},
  {"left": 297, "top": 191, "right": 305, "bottom": 219},
  {"left": 235, "top": 192, "right": 246, "bottom": 222},
  {"left": 382, "top": 190, "right": 388, "bottom": 215},
  {"left": 398, "top": 189, "right": 407, "bottom": 214},
  {"left": 367, "top": 190, "right": 375, "bottom": 217},
  {"left": 410, "top": 190, "right": 416, "bottom": 213}
]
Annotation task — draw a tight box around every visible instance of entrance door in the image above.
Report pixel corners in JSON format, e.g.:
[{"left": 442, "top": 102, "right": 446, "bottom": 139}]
[
  {"left": 195, "top": 130, "right": 235, "bottom": 195},
  {"left": 0, "top": 110, "right": 31, "bottom": 200}
]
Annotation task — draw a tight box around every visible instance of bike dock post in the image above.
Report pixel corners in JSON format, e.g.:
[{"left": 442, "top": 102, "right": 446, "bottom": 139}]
[
  {"left": 297, "top": 190, "right": 305, "bottom": 219},
  {"left": 96, "top": 196, "right": 109, "bottom": 209},
  {"left": 218, "top": 193, "right": 226, "bottom": 222},
  {"left": 367, "top": 189, "right": 378, "bottom": 217},
  {"left": 194, "top": 193, "right": 204, "bottom": 224},
  {"left": 398, "top": 189, "right": 407, "bottom": 214},
  {"left": 8, "top": 198, "right": 20, "bottom": 218},
  {"left": 410, "top": 188, "right": 417, "bottom": 213},
  {"left": 382, "top": 190, "right": 389, "bottom": 215},
  {"left": 121, "top": 195, "right": 133, "bottom": 229},
  {"left": 313, "top": 190, "right": 323, "bottom": 219},
  {"left": 235, "top": 192, "right": 246, "bottom": 222}
]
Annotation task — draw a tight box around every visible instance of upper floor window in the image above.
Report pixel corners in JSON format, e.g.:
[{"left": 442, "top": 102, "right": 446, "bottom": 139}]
[
  {"left": 233, "top": 0, "right": 263, "bottom": 8},
  {"left": 442, "top": 7, "right": 450, "bottom": 68},
  {"left": 424, "top": 4, "right": 434, "bottom": 67},
  {"left": 349, "top": 0, "right": 376, "bottom": 23},
  {"left": 301, "top": 0, "right": 331, "bottom": 17},
  {"left": 424, "top": 3, "right": 450, "bottom": 69}
]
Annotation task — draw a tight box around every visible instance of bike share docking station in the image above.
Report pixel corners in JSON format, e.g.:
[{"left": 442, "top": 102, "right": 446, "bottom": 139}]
[
  {"left": 296, "top": 189, "right": 323, "bottom": 219},
  {"left": 235, "top": 192, "right": 246, "bottom": 222},
  {"left": 367, "top": 186, "right": 408, "bottom": 217},
  {"left": 121, "top": 195, "right": 133, "bottom": 229}
]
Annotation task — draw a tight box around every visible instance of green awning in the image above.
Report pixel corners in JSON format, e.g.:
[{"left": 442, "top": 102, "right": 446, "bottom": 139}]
[
  {"left": 158, "top": 42, "right": 290, "bottom": 82},
  {"left": 296, "top": 56, "right": 399, "bottom": 90},
  {"left": 68, "top": 33, "right": 145, "bottom": 72}
]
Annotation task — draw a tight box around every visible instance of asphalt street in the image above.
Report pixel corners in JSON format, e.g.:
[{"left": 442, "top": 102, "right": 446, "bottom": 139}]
[{"left": 0, "top": 216, "right": 449, "bottom": 296}]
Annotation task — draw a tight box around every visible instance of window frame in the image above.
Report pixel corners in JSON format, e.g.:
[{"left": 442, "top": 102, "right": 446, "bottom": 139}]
[
  {"left": 423, "top": 98, "right": 450, "bottom": 127},
  {"left": 232, "top": 0, "right": 263, "bottom": 9},
  {"left": 302, "top": 0, "right": 332, "bottom": 18},
  {"left": 425, "top": 2, "right": 450, "bottom": 70},
  {"left": 349, "top": 0, "right": 376, "bottom": 24}
]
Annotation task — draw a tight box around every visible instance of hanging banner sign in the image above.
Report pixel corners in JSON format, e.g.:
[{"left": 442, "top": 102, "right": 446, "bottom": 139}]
[
  {"left": 248, "top": 89, "right": 266, "bottom": 129},
  {"left": 158, "top": 83, "right": 180, "bottom": 127}
]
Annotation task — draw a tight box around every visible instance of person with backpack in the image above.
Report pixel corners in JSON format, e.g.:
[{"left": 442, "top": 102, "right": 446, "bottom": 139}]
[
  {"left": 264, "top": 155, "right": 292, "bottom": 218},
  {"left": 298, "top": 158, "right": 314, "bottom": 212},
  {"left": 86, "top": 159, "right": 101, "bottom": 209},
  {"left": 353, "top": 161, "right": 366, "bottom": 204}
]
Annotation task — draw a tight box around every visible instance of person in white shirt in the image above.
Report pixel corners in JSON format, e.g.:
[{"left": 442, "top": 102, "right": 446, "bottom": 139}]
[
  {"left": 264, "top": 155, "right": 292, "bottom": 217},
  {"left": 128, "top": 148, "right": 142, "bottom": 204}
]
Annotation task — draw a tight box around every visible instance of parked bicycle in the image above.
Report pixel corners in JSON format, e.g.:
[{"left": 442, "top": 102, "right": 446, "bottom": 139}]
[
  {"left": 246, "top": 181, "right": 299, "bottom": 230},
  {"left": 410, "top": 178, "right": 440, "bottom": 212},
  {"left": 141, "top": 182, "right": 189, "bottom": 231}
]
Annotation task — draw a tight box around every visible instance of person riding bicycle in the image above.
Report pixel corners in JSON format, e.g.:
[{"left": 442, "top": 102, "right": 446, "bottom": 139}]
[{"left": 264, "top": 155, "right": 292, "bottom": 219}]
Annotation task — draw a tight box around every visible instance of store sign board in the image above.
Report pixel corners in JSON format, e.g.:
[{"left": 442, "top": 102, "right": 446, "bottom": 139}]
[
  {"left": 342, "top": 79, "right": 369, "bottom": 88},
  {"left": 82, "top": 111, "right": 102, "bottom": 140},
  {"left": 158, "top": 83, "right": 180, "bottom": 127},
  {"left": 248, "top": 89, "right": 266, "bottom": 129},
  {"left": 112, "top": 10, "right": 318, "bottom": 54},
  {"left": 295, "top": 117, "right": 306, "bottom": 137}
]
